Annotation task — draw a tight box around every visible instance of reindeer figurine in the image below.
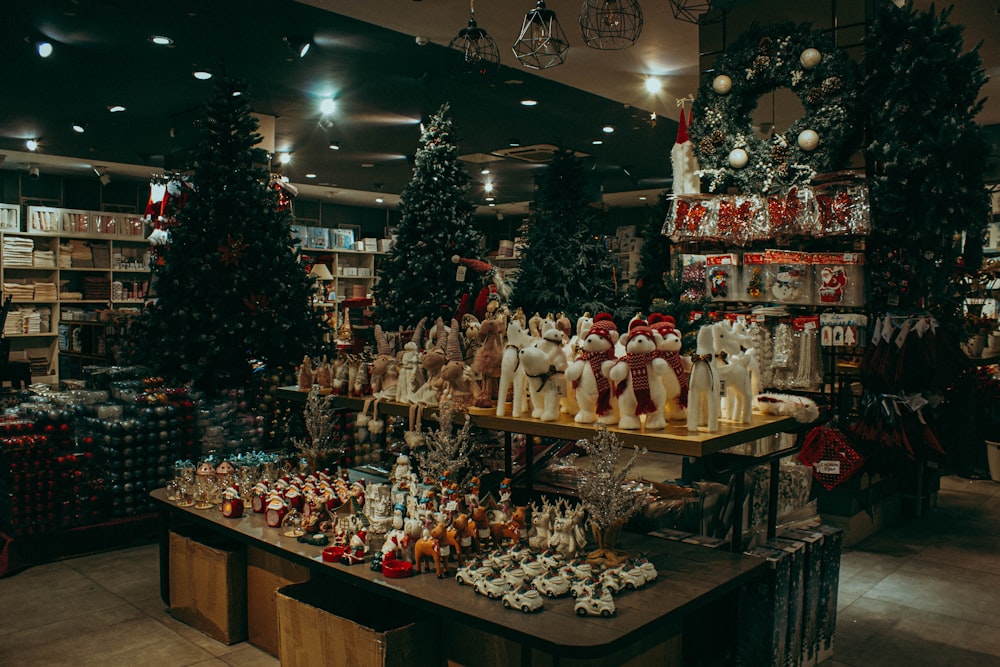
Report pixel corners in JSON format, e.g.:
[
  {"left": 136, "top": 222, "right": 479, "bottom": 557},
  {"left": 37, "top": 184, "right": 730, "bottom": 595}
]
[{"left": 528, "top": 499, "right": 555, "bottom": 551}]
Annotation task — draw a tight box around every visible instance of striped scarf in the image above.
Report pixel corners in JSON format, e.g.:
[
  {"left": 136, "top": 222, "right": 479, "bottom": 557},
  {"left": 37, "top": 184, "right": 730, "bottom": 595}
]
[
  {"left": 614, "top": 351, "right": 657, "bottom": 415},
  {"left": 574, "top": 349, "right": 615, "bottom": 415},
  {"left": 659, "top": 350, "right": 689, "bottom": 408}
]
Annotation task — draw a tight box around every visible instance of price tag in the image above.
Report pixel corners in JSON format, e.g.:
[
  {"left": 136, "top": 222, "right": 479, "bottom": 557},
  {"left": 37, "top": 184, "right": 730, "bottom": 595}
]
[
  {"left": 816, "top": 460, "right": 841, "bottom": 475},
  {"left": 446, "top": 500, "right": 458, "bottom": 512},
  {"left": 456, "top": 265, "right": 467, "bottom": 281}
]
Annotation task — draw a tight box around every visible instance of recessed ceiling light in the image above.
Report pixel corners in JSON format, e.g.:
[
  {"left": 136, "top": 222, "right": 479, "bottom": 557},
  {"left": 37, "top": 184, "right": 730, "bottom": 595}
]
[
  {"left": 375, "top": 197, "right": 384, "bottom": 204},
  {"left": 520, "top": 99, "right": 538, "bottom": 107},
  {"left": 35, "top": 40, "right": 53, "bottom": 58},
  {"left": 485, "top": 196, "right": 495, "bottom": 202},
  {"left": 638, "top": 195, "right": 647, "bottom": 200},
  {"left": 361, "top": 163, "right": 374, "bottom": 168},
  {"left": 592, "top": 139, "right": 604, "bottom": 145},
  {"left": 108, "top": 104, "right": 127, "bottom": 113},
  {"left": 508, "top": 139, "right": 521, "bottom": 147},
  {"left": 25, "top": 139, "right": 39, "bottom": 151},
  {"left": 149, "top": 35, "right": 174, "bottom": 46},
  {"left": 329, "top": 140, "right": 341, "bottom": 150},
  {"left": 488, "top": 202, "right": 496, "bottom": 207},
  {"left": 481, "top": 168, "right": 490, "bottom": 175},
  {"left": 644, "top": 76, "right": 661, "bottom": 94},
  {"left": 484, "top": 183, "right": 494, "bottom": 193},
  {"left": 71, "top": 122, "right": 86, "bottom": 134},
  {"left": 192, "top": 70, "right": 212, "bottom": 80},
  {"left": 602, "top": 125, "right": 615, "bottom": 134},
  {"left": 277, "top": 153, "right": 292, "bottom": 165},
  {"left": 305, "top": 173, "right": 317, "bottom": 179},
  {"left": 320, "top": 98, "right": 336, "bottom": 115}
]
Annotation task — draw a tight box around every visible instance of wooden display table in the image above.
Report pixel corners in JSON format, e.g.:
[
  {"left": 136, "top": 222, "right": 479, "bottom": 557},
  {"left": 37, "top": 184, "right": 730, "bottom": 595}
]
[
  {"left": 275, "top": 387, "right": 803, "bottom": 550},
  {"left": 151, "top": 488, "right": 765, "bottom": 665}
]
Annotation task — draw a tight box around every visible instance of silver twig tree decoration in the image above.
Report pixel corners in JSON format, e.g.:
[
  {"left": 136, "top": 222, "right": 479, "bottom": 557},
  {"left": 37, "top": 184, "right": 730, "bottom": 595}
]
[
  {"left": 415, "top": 401, "right": 482, "bottom": 491},
  {"left": 290, "top": 386, "right": 341, "bottom": 469}
]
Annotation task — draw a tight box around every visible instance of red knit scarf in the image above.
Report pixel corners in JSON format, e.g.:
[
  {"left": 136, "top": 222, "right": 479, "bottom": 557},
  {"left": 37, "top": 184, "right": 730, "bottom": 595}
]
[
  {"left": 614, "top": 351, "right": 657, "bottom": 415},
  {"left": 658, "top": 350, "right": 689, "bottom": 408},
  {"left": 574, "top": 349, "right": 615, "bottom": 415}
]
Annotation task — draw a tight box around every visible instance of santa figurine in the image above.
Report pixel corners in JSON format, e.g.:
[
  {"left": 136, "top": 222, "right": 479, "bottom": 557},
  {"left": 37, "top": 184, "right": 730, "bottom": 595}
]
[{"left": 340, "top": 529, "right": 369, "bottom": 565}]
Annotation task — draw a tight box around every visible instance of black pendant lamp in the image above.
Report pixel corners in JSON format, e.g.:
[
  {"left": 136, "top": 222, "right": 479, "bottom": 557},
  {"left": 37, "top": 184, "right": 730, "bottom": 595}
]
[
  {"left": 512, "top": 0, "right": 569, "bottom": 70},
  {"left": 447, "top": 0, "right": 501, "bottom": 81},
  {"left": 668, "top": 0, "right": 714, "bottom": 24},
  {"left": 579, "top": 0, "right": 643, "bottom": 50}
]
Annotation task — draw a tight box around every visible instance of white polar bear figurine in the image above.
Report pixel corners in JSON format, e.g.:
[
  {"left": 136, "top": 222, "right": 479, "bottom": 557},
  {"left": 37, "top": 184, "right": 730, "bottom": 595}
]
[
  {"left": 608, "top": 320, "right": 669, "bottom": 430},
  {"left": 518, "top": 328, "right": 567, "bottom": 422},
  {"left": 565, "top": 312, "right": 619, "bottom": 424},
  {"left": 649, "top": 313, "right": 690, "bottom": 422}
]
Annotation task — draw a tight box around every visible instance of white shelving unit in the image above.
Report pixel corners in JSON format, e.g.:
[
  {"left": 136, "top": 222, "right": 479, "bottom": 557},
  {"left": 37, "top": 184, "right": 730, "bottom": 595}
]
[
  {"left": 1, "top": 205, "right": 151, "bottom": 385},
  {"left": 299, "top": 246, "right": 381, "bottom": 305}
]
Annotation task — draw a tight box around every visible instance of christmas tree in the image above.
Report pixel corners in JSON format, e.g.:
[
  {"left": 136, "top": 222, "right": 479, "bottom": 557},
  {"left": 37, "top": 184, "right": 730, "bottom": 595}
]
[
  {"left": 629, "top": 192, "right": 675, "bottom": 312},
  {"left": 512, "top": 148, "right": 618, "bottom": 316},
  {"left": 139, "top": 77, "right": 324, "bottom": 393},
  {"left": 374, "top": 103, "right": 482, "bottom": 329},
  {"left": 864, "top": 2, "right": 990, "bottom": 330}
]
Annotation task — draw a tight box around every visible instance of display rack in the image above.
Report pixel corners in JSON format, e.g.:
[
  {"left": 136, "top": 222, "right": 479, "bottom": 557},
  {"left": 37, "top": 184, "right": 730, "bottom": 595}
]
[
  {"left": 0, "top": 206, "right": 150, "bottom": 385},
  {"left": 299, "top": 247, "right": 381, "bottom": 305}
]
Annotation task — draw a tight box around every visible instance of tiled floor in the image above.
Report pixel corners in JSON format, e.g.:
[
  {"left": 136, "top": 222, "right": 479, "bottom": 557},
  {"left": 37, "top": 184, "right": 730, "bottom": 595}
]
[{"left": 1, "top": 476, "right": 998, "bottom": 666}]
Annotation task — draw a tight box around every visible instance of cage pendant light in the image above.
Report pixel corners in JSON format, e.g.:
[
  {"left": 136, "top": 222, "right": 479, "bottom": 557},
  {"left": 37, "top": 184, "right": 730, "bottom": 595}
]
[
  {"left": 579, "top": 0, "right": 643, "bottom": 50},
  {"left": 668, "top": 0, "right": 715, "bottom": 24},
  {"left": 448, "top": 0, "right": 501, "bottom": 81},
  {"left": 512, "top": 0, "right": 569, "bottom": 70}
]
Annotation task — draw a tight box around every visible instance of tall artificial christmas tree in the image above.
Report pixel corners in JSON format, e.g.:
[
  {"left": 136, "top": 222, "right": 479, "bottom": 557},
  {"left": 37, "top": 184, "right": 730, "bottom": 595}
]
[
  {"left": 374, "top": 104, "right": 483, "bottom": 329},
  {"left": 139, "top": 77, "right": 324, "bottom": 393},
  {"left": 628, "top": 193, "right": 674, "bottom": 314},
  {"left": 864, "top": 2, "right": 990, "bottom": 330},
  {"left": 512, "top": 148, "right": 618, "bottom": 316}
]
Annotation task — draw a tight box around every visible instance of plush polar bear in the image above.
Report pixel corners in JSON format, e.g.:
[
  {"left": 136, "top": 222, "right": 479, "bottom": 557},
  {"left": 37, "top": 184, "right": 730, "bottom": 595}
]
[
  {"left": 565, "top": 313, "right": 619, "bottom": 424},
  {"left": 649, "top": 313, "right": 689, "bottom": 422},
  {"left": 518, "top": 327, "right": 567, "bottom": 422},
  {"left": 608, "top": 320, "right": 668, "bottom": 430}
]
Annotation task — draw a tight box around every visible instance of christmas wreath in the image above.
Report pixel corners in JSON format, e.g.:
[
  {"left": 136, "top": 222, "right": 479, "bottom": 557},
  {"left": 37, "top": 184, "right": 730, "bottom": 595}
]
[{"left": 691, "top": 23, "right": 859, "bottom": 194}]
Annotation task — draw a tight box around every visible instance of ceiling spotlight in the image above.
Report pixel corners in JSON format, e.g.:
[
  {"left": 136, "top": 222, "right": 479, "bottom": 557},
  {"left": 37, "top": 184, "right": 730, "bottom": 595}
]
[
  {"left": 375, "top": 197, "right": 385, "bottom": 204},
  {"left": 283, "top": 36, "right": 312, "bottom": 59},
  {"left": 320, "top": 97, "right": 336, "bottom": 115},
  {"left": 107, "top": 104, "right": 127, "bottom": 113},
  {"left": 25, "top": 139, "right": 39, "bottom": 151},
  {"left": 192, "top": 70, "right": 212, "bottom": 80},
  {"left": 488, "top": 202, "right": 496, "bottom": 207},
  {"left": 520, "top": 99, "right": 538, "bottom": 106},
  {"left": 93, "top": 167, "right": 111, "bottom": 186},
  {"left": 602, "top": 124, "right": 615, "bottom": 134},
  {"left": 35, "top": 40, "right": 53, "bottom": 58},
  {"left": 278, "top": 152, "right": 292, "bottom": 165},
  {"left": 644, "top": 76, "right": 662, "bottom": 94},
  {"left": 513, "top": 0, "right": 569, "bottom": 70},
  {"left": 484, "top": 182, "right": 494, "bottom": 193},
  {"left": 591, "top": 139, "right": 604, "bottom": 145},
  {"left": 447, "top": 1, "right": 501, "bottom": 82},
  {"left": 328, "top": 140, "right": 341, "bottom": 150},
  {"left": 361, "top": 163, "right": 374, "bottom": 168},
  {"left": 71, "top": 122, "right": 86, "bottom": 134},
  {"left": 481, "top": 168, "right": 490, "bottom": 175},
  {"left": 305, "top": 173, "right": 317, "bottom": 179},
  {"left": 638, "top": 195, "right": 647, "bottom": 200},
  {"left": 149, "top": 35, "right": 174, "bottom": 46}
]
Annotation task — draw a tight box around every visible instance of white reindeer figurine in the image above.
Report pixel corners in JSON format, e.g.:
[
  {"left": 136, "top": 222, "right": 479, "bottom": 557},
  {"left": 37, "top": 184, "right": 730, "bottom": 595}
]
[
  {"left": 496, "top": 318, "right": 535, "bottom": 417},
  {"left": 687, "top": 324, "right": 720, "bottom": 433}
]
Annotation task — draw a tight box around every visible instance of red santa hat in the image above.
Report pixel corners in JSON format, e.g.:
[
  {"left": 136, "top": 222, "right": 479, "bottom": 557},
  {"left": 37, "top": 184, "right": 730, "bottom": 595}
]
[
  {"left": 354, "top": 529, "right": 367, "bottom": 545},
  {"left": 587, "top": 312, "right": 618, "bottom": 343},
  {"left": 675, "top": 106, "right": 690, "bottom": 144},
  {"left": 627, "top": 318, "right": 654, "bottom": 341},
  {"left": 452, "top": 255, "right": 494, "bottom": 275}
]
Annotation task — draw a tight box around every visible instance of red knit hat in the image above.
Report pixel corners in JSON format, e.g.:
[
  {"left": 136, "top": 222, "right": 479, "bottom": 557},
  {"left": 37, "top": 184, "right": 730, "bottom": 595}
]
[
  {"left": 587, "top": 312, "right": 618, "bottom": 343},
  {"left": 648, "top": 313, "right": 676, "bottom": 335},
  {"left": 626, "top": 318, "right": 654, "bottom": 341},
  {"left": 452, "top": 255, "right": 493, "bottom": 274}
]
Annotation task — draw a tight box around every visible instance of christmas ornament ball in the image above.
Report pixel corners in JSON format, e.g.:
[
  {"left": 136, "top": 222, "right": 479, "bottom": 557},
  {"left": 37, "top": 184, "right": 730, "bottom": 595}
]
[
  {"left": 799, "top": 48, "right": 822, "bottom": 69},
  {"left": 712, "top": 75, "right": 733, "bottom": 95},
  {"left": 797, "top": 129, "right": 820, "bottom": 151},
  {"left": 728, "top": 148, "right": 749, "bottom": 169}
]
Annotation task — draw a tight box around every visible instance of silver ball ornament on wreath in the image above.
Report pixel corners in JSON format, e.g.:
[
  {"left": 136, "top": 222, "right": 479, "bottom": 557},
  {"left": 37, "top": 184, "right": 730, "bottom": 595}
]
[
  {"left": 799, "top": 48, "right": 822, "bottom": 70},
  {"left": 728, "top": 148, "right": 749, "bottom": 169},
  {"left": 797, "top": 129, "right": 819, "bottom": 151},
  {"left": 712, "top": 75, "right": 732, "bottom": 95}
]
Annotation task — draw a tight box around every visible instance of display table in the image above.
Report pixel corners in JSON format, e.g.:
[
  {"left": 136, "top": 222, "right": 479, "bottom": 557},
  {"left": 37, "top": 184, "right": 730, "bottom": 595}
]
[
  {"left": 275, "top": 387, "right": 803, "bottom": 550},
  {"left": 151, "top": 488, "right": 765, "bottom": 665}
]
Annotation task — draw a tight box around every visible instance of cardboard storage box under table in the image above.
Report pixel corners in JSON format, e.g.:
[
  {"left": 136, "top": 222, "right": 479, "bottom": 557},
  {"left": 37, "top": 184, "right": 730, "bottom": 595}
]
[{"left": 152, "top": 488, "right": 766, "bottom": 666}]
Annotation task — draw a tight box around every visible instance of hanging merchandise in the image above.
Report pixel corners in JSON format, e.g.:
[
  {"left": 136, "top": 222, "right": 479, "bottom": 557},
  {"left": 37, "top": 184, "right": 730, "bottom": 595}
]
[
  {"left": 715, "top": 193, "right": 764, "bottom": 246},
  {"left": 798, "top": 425, "right": 866, "bottom": 490},
  {"left": 742, "top": 252, "right": 767, "bottom": 303},
  {"left": 679, "top": 255, "right": 707, "bottom": 301},
  {"left": 813, "top": 180, "right": 870, "bottom": 237},
  {"left": 791, "top": 316, "right": 824, "bottom": 390},
  {"left": 766, "top": 185, "right": 817, "bottom": 240},
  {"left": 664, "top": 195, "right": 715, "bottom": 242},
  {"left": 705, "top": 253, "right": 740, "bottom": 301},
  {"left": 819, "top": 312, "right": 867, "bottom": 349},
  {"left": 812, "top": 252, "right": 865, "bottom": 307},
  {"left": 763, "top": 250, "right": 812, "bottom": 305},
  {"left": 860, "top": 315, "right": 968, "bottom": 394}
]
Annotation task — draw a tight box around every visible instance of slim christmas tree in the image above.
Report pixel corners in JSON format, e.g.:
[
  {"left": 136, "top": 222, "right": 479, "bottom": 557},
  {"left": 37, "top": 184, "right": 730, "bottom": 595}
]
[
  {"left": 864, "top": 3, "right": 990, "bottom": 329},
  {"left": 512, "top": 149, "right": 618, "bottom": 316},
  {"left": 374, "top": 103, "right": 482, "bottom": 329},
  {"left": 140, "top": 77, "right": 324, "bottom": 393}
]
